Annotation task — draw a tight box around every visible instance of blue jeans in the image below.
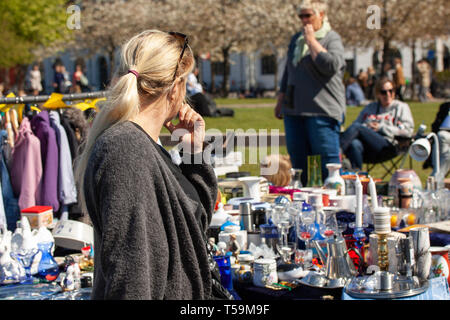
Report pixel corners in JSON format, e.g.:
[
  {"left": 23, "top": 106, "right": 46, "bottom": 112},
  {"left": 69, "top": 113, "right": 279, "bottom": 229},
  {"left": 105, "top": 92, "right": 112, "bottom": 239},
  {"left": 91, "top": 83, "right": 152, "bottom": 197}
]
[
  {"left": 340, "top": 123, "right": 396, "bottom": 170},
  {"left": 284, "top": 115, "right": 341, "bottom": 186}
]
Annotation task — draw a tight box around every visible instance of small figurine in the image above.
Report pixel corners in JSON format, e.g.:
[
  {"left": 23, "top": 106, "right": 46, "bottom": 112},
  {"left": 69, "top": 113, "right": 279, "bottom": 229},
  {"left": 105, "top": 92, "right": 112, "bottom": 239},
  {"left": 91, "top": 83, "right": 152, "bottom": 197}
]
[
  {"left": 217, "top": 241, "right": 227, "bottom": 256},
  {"left": 73, "top": 256, "right": 81, "bottom": 289},
  {"left": 208, "top": 237, "right": 219, "bottom": 256},
  {"left": 61, "top": 256, "right": 81, "bottom": 291},
  {"left": 227, "top": 234, "right": 241, "bottom": 257},
  {"left": 62, "top": 266, "right": 75, "bottom": 291}
]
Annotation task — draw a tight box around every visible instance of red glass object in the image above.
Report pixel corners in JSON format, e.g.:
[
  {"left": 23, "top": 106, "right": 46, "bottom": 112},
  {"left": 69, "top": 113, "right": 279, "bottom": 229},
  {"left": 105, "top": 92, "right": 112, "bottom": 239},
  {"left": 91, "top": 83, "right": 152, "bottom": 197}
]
[
  {"left": 344, "top": 234, "right": 366, "bottom": 270},
  {"left": 324, "top": 230, "right": 334, "bottom": 237}
]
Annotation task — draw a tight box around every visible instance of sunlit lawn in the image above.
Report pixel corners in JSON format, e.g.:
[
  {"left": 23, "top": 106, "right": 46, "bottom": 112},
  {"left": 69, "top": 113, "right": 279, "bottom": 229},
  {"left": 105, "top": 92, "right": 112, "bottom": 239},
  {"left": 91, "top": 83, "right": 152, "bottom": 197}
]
[{"left": 165, "top": 98, "right": 442, "bottom": 185}]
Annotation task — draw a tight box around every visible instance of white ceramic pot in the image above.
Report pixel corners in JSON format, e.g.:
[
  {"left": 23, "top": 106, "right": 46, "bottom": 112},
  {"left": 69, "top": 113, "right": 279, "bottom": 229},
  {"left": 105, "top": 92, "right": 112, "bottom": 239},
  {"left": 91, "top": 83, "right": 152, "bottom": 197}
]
[{"left": 52, "top": 219, "right": 94, "bottom": 251}]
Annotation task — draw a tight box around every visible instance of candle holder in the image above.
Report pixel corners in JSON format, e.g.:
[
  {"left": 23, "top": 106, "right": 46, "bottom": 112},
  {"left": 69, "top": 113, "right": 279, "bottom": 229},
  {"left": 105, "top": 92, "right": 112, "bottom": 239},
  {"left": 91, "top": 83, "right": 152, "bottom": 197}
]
[
  {"left": 344, "top": 207, "right": 430, "bottom": 299},
  {"left": 377, "top": 233, "right": 389, "bottom": 272}
]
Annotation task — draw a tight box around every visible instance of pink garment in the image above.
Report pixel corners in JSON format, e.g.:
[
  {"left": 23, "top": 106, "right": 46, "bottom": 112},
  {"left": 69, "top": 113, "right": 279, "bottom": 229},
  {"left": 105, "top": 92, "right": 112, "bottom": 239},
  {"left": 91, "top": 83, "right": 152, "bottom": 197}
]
[
  {"left": 268, "top": 185, "right": 302, "bottom": 200},
  {"left": 10, "top": 117, "right": 43, "bottom": 211}
]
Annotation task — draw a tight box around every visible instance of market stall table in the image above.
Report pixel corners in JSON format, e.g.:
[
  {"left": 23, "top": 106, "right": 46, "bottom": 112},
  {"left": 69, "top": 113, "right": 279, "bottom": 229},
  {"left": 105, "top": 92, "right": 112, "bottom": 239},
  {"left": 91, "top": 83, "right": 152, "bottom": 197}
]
[{"left": 234, "top": 276, "right": 449, "bottom": 301}]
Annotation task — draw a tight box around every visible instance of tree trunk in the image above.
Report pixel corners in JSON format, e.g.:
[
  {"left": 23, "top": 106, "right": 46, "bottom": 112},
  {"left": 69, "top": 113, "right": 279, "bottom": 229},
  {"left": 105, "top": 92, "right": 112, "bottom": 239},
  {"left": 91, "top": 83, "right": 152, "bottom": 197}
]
[
  {"left": 108, "top": 48, "right": 115, "bottom": 83},
  {"left": 380, "top": 0, "right": 389, "bottom": 78},
  {"left": 273, "top": 56, "right": 279, "bottom": 93},
  {"left": 16, "top": 64, "right": 28, "bottom": 93},
  {"left": 221, "top": 47, "right": 230, "bottom": 98},
  {"left": 210, "top": 62, "right": 216, "bottom": 94},
  {"left": 195, "top": 55, "right": 203, "bottom": 85},
  {"left": 382, "top": 38, "right": 391, "bottom": 78},
  {"left": 410, "top": 40, "right": 417, "bottom": 100}
]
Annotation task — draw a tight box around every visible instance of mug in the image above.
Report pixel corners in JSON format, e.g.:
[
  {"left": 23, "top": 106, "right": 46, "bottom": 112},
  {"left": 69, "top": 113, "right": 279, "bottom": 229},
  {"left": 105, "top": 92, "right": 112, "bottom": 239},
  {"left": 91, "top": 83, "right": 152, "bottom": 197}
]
[{"left": 429, "top": 247, "right": 450, "bottom": 285}]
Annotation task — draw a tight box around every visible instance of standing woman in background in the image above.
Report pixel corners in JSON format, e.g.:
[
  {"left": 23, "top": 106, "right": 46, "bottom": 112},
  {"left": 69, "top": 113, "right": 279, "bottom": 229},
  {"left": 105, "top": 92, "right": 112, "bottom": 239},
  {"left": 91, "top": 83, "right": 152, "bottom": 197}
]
[
  {"left": 274, "top": 0, "right": 346, "bottom": 186},
  {"left": 75, "top": 30, "right": 231, "bottom": 300}
]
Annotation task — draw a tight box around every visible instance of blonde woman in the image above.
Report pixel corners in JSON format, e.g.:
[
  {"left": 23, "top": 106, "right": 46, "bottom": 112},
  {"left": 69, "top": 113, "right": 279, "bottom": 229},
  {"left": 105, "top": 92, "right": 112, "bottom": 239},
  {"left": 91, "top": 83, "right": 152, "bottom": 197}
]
[{"left": 75, "top": 30, "right": 231, "bottom": 300}]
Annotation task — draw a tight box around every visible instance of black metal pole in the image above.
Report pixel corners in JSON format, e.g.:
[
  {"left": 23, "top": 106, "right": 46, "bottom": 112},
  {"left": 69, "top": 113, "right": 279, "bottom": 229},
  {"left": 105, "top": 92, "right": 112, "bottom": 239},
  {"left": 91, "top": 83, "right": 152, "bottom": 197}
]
[{"left": 0, "top": 91, "right": 108, "bottom": 105}]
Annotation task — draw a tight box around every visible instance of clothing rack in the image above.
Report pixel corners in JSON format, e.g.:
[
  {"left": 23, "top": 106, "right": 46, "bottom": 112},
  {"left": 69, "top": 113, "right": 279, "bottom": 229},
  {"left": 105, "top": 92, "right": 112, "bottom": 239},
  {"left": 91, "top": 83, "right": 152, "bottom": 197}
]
[{"left": 0, "top": 91, "right": 107, "bottom": 105}]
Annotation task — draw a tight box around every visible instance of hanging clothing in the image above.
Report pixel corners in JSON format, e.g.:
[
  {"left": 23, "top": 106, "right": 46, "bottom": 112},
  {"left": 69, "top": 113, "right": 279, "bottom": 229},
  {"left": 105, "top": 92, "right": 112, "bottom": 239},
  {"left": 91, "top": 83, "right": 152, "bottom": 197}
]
[
  {"left": 10, "top": 117, "right": 43, "bottom": 212},
  {"left": 1, "top": 129, "right": 20, "bottom": 231},
  {"left": 60, "top": 114, "right": 79, "bottom": 161},
  {"left": 0, "top": 175, "right": 5, "bottom": 230},
  {"left": 1, "top": 153, "right": 20, "bottom": 232},
  {"left": 30, "top": 111, "right": 60, "bottom": 212},
  {"left": 49, "top": 111, "right": 77, "bottom": 206},
  {"left": 0, "top": 130, "right": 13, "bottom": 172}
]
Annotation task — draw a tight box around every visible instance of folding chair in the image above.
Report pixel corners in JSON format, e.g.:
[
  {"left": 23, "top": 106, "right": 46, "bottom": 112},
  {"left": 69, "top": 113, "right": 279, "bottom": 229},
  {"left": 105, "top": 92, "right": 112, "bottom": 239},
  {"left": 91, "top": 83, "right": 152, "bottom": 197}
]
[{"left": 365, "top": 136, "right": 413, "bottom": 180}]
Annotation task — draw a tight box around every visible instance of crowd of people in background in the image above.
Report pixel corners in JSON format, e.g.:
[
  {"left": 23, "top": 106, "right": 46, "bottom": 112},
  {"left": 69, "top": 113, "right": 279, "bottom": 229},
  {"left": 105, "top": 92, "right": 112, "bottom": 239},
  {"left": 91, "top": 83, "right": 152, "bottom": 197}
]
[
  {"left": 51, "top": 62, "right": 90, "bottom": 94},
  {"left": 0, "top": 62, "right": 91, "bottom": 98},
  {"left": 344, "top": 57, "right": 439, "bottom": 107}
]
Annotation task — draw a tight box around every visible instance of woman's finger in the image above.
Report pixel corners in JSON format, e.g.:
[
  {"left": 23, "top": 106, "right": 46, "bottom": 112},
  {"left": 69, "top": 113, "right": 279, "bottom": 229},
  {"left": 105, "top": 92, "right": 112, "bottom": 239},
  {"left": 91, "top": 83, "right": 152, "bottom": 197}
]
[
  {"left": 164, "top": 120, "right": 177, "bottom": 133},
  {"left": 183, "top": 108, "right": 197, "bottom": 127}
]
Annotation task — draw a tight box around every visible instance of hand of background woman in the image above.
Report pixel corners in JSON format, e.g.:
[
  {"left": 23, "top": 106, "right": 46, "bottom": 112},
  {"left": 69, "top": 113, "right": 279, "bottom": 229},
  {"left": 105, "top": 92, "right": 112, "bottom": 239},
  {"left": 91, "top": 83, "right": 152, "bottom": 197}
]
[
  {"left": 164, "top": 102, "right": 206, "bottom": 154},
  {"left": 303, "top": 24, "right": 316, "bottom": 46},
  {"left": 275, "top": 93, "right": 284, "bottom": 119},
  {"left": 368, "top": 121, "right": 380, "bottom": 132}
]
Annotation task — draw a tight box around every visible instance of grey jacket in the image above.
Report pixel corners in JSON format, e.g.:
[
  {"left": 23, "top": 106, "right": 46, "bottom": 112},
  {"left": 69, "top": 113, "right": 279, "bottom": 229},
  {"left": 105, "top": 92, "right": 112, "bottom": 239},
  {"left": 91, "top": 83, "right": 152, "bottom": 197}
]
[
  {"left": 280, "top": 30, "right": 346, "bottom": 123},
  {"left": 83, "top": 121, "right": 217, "bottom": 299},
  {"left": 354, "top": 100, "right": 415, "bottom": 144}
]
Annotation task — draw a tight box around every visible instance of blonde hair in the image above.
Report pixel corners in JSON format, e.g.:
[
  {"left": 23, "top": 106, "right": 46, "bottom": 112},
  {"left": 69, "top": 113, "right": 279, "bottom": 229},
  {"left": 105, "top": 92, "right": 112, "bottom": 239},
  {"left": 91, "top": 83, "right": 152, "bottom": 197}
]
[
  {"left": 74, "top": 29, "right": 194, "bottom": 213},
  {"left": 260, "top": 154, "right": 293, "bottom": 187},
  {"left": 297, "top": 0, "right": 328, "bottom": 19}
]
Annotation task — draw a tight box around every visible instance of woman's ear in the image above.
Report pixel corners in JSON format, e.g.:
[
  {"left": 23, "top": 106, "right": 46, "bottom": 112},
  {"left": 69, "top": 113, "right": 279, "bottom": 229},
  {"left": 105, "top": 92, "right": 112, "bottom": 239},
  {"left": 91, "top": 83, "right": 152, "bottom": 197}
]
[
  {"left": 168, "top": 78, "right": 185, "bottom": 103},
  {"left": 319, "top": 11, "right": 325, "bottom": 20}
]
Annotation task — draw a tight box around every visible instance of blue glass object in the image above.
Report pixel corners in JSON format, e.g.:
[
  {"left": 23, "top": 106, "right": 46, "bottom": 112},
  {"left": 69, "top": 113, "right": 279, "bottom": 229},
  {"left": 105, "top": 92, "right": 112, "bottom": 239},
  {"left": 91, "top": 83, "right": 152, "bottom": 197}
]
[
  {"left": 213, "top": 255, "right": 233, "bottom": 291},
  {"left": 274, "top": 195, "right": 290, "bottom": 205},
  {"left": 10, "top": 249, "right": 39, "bottom": 284},
  {"left": 37, "top": 242, "right": 60, "bottom": 282},
  {"left": 352, "top": 227, "right": 366, "bottom": 251}
]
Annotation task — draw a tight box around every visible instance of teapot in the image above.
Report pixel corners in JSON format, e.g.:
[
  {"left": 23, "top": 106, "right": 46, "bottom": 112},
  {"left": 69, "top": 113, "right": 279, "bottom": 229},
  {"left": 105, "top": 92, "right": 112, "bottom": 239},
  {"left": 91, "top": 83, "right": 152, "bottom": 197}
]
[{"left": 313, "top": 236, "right": 363, "bottom": 281}]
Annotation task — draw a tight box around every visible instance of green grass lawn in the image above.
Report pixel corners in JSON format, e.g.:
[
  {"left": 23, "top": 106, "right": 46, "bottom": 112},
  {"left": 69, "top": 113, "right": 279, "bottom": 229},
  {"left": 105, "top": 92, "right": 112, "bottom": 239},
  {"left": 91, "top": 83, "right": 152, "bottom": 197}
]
[
  {"left": 215, "top": 98, "right": 276, "bottom": 105},
  {"left": 165, "top": 98, "right": 443, "bottom": 185}
]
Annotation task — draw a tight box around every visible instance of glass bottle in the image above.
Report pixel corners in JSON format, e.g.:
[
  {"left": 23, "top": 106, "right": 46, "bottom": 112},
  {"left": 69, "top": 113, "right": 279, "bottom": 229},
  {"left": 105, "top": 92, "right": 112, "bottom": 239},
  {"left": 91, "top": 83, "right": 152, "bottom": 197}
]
[
  {"left": 290, "top": 169, "right": 303, "bottom": 189},
  {"left": 307, "top": 155, "right": 322, "bottom": 187},
  {"left": 37, "top": 242, "right": 60, "bottom": 282}
]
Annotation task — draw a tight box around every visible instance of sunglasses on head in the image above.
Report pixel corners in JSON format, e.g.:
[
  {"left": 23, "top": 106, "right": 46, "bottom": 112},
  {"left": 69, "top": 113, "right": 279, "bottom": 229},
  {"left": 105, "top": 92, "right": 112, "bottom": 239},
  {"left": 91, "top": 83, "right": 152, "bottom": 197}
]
[
  {"left": 168, "top": 31, "right": 189, "bottom": 81},
  {"left": 380, "top": 89, "right": 395, "bottom": 95},
  {"left": 298, "top": 13, "right": 314, "bottom": 19}
]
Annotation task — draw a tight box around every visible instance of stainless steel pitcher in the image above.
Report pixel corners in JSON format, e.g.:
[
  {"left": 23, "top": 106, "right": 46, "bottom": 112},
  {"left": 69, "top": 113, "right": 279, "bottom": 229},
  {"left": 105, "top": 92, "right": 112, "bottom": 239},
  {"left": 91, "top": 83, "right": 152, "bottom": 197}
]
[{"left": 313, "top": 237, "right": 362, "bottom": 280}]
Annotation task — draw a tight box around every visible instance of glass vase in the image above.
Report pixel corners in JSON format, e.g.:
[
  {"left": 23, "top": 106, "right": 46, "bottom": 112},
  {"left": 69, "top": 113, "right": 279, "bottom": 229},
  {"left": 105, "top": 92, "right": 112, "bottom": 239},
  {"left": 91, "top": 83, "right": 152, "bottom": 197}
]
[{"left": 37, "top": 242, "right": 60, "bottom": 282}]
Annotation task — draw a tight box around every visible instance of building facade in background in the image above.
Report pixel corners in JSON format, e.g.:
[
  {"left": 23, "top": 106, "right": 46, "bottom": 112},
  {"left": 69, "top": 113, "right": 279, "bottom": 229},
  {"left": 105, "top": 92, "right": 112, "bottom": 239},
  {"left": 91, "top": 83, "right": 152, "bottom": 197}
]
[{"left": 6, "top": 36, "right": 447, "bottom": 97}]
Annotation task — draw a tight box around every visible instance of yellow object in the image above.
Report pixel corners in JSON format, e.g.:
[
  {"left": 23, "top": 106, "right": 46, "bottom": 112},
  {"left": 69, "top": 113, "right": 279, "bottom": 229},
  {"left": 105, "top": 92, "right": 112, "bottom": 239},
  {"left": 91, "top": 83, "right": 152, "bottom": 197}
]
[
  {"left": 30, "top": 106, "right": 41, "bottom": 113},
  {"left": 406, "top": 213, "right": 416, "bottom": 226},
  {"left": 390, "top": 215, "right": 398, "bottom": 228},
  {"left": 0, "top": 93, "right": 17, "bottom": 112},
  {"left": 74, "top": 97, "right": 105, "bottom": 112},
  {"left": 43, "top": 93, "right": 68, "bottom": 109},
  {"left": 73, "top": 102, "right": 92, "bottom": 111}
]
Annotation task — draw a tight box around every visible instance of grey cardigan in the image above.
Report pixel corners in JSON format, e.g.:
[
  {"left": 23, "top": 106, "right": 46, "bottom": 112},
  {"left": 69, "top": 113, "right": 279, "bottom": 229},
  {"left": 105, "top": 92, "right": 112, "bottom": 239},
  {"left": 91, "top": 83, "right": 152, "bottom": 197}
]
[
  {"left": 83, "top": 121, "right": 217, "bottom": 299},
  {"left": 280, "top": 30, "right": 346, "bottom": 123}
]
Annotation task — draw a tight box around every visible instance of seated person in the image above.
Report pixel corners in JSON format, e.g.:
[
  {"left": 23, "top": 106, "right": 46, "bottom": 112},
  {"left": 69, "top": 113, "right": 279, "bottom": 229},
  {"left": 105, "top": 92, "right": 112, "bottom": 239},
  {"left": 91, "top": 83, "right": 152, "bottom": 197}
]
[
  {"left": 340, "top": 77, "right": 414, "bottom": 170},
  {"left": 346, "top": 77, "right": 366, "bottom": 106},
  {"left": 186, "top": 68, "right": 234, "bottom": 117},
  {"left": 187, "top": 67, "right": 204, "bottom": 96},
  {"left": 423, "top": 101, "right": 450, "bottom": 182}
]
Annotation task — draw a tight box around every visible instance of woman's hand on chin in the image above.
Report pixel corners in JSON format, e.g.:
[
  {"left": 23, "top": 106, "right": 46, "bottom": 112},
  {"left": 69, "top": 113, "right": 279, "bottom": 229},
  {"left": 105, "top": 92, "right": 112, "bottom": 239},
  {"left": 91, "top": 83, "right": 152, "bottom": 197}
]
[{"left": 164, "top": 103, "right": 205, "bottom": 154}]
